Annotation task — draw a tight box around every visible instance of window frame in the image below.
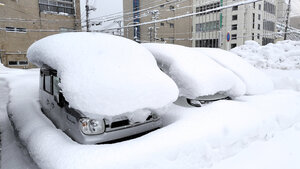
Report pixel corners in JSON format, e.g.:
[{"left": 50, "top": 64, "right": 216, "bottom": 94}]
[{"left": 43, "top": 74, "right": 53, "bottom": 95}]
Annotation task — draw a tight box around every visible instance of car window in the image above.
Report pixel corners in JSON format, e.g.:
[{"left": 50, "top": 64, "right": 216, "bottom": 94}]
[
  {"left": 53, "top": 76, "right": 60, "bottom": 100},
  {"left": 44, "top": 74, "right": 53, "bottom": 94}
]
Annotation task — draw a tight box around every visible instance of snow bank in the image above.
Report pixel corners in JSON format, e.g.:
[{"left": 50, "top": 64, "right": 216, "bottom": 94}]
[
  {"left": 195, "top": 48, "right": 274, "bottom": 95},
  {"left": 231, "top": 40, "right": 300, "bottom": 70},
  {"left": 0, "top": 79, "right": 39, "bottom": 169},
  {"left": 143, "top": 43, "right": 246, "bottom": 99},
  {"left": 4, "top": 68, "right": 300, "bottom": 169},
  {"left": 27, "top": 33, "right": 178, "bottom": 116}
]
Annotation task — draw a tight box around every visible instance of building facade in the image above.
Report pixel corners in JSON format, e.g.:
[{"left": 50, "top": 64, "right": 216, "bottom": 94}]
[
  {"left": 124, "top": 0, "right": 280, "bottom": 50},
  {"left": 193, "top": 0, "right": 278, "bottom": 50},
  {"left": 0, "top": 0, "right": 81, "bottom": 68},
  {"left": 123, "top": 0, "right": 193, "bottom": 47}
]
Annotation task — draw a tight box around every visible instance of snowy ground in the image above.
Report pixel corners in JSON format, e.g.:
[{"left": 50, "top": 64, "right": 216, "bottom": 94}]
[
  {"left": 0, "top": 69, "right": 38, "bottom": 169},
  {"left": 0, "top": 64, "right": 300, "bottom": 169}
]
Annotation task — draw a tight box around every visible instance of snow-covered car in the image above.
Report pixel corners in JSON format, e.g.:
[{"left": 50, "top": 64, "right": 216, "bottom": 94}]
[
  {"left": 27, "top": 33, "right": 178, "bottom": 144},
  {"left": 143, "top": 43, "right": 246, "bottom": 107}
]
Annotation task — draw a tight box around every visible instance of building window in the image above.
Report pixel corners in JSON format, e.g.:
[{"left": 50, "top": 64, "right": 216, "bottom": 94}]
[
  {"left": 264, "top": 1, "right": 276, "bottom": 15},
  {"left": 252, "top": 33, "right": 255, "bottom": 40},
  {"left": 257, "top": 33, "right": 260, "bottom": 39},
  {"left": 231, "top": 43, "right": 237, "bottom": 49},
  {"left": 169, "top": 5, "right": 175, "bottom": 11},
  {"left": 18, "top": 60, "right": 28, "bottom": 65},
  {"left": 196, "top": 2, "right": 220, "bottom": 16},
  {"left": 232, "top": 15, "right": 238, "bottom": 21},
  {"left": 232, "top": 6, "right": 238, "bottom": 11},
  {"left": 231, "top": 24, "right": 237, "bottom": 30},
  {"left": 5, "top": 27, "right": 15, "bottom": 32},
  {"left": 259, "top": 4, "right": 261, "bottom": 10},
  {"left": 253, "top": 2, "right": 255, "bottom": 9},
  {"left": 258, "top": 24, "right": 260, "bottom": 30},
  {"left": 170, "top": 23, "right": 174, "bottom": 28},
  {"left": 232, "top": 34, "right": 237, "bottom": 40},
  {"left": 263, "top": 20, "right": 275, "bottom": 31},
  {"left": 8, "top": 61, "right": 18, "bottom": 65},
  {"left": 196, "top": 21, "right": 220, "bottom": 32},
  {"left": 8, "top": 60, "right": 28, "bottom": 66},
  {"left": 6, "top": 27, "right": 27, "bottom": 33},
  {"left": 258, "top": 14, "right": 261, "bottom": 20},
  {"left": 262, "top": 37, "right": 274, "bottom": 45},
  {"left": 133, "top": 0, "right": 140, "bottom": 41},
  {"left": 38, "top": 0, "right": 75, "bottom": 15},
  {"left": 195, "top": 39, "right": 219, "bottom": 48}
]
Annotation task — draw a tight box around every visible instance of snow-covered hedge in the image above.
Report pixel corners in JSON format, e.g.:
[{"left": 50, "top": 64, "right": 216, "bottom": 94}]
[
  {"left": 27, "top": 33, "right": 179, "bottom": 116},
  {"left": 231, "top": 40, "right": 300, "bottom": 70}
]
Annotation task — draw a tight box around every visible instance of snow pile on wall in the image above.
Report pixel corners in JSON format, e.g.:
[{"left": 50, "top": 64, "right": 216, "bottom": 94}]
[
  {"left": 4, "top": 69, "right": 300, "bottom": 169},
  {"left": 27, "top": 33, "right": 179, "bottom": 116},
  {"left": 143, "top": 43, "right": 246, "bottom": 99},
  {"left": 231, "top": 40, "right": 300, "bottom": 70},
  {"left": 196, "top": 48, "right": 274, "bottom": 95}
]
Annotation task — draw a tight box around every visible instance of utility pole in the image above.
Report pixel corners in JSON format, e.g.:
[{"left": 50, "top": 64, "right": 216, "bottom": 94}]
[
  {"left": 284, "top": 0, "right": 291, "bottom": 40},
  {"left": 85, "top": 0, "right": 90, "bottom": 32}
]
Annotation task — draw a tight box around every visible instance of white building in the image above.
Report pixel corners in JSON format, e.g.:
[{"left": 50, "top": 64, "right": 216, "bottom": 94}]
[{"left": 192, "top": 0, "right": 277, "bottom": 50}]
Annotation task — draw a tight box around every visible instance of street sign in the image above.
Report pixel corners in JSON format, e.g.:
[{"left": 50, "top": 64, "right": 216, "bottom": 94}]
[{"left": 226, "top": 32, "right": 230, "bottom": 42}]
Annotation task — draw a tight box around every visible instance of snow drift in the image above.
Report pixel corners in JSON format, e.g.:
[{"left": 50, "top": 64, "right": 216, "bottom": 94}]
[
  {"left": 27, "top": 32, "right": 179, "bottom": 116},
  {"left": 195, "top": 48, "right": 274, "bottom": 95},
  {"left": 143, "top": 43, "right": 246, "bottom": 99},
  {"left": 4, "top": 68, "right": 300, "bottom": 169},
  {"left": 231, "top": 40, "right": 300, "bottom": 70}
]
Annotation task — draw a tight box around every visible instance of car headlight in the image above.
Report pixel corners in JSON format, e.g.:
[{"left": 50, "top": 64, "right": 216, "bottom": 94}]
[{"left": 79, "top": 118, "right": 105, "bottom": 135}]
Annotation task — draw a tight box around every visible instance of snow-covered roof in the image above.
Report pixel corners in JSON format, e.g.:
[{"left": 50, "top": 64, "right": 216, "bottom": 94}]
[
  {"left": 27, "top": 33, "right": 179, "bottom": 116},
  {"left": 143, "top": 43, "right": 246, "bottom": 99},
  {"left": 195, "top": 48, "right": 274, "bottom": 95}
]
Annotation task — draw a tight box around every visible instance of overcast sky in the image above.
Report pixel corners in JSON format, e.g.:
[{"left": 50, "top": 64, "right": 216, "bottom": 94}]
[{"left": 80, "top": 0, "right": 123, "bottom": 19}]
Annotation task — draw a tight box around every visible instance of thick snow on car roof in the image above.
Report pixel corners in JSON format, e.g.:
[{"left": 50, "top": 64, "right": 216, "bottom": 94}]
[
  {"left": 27, "top": 33, "right": 179, "bottom": 116},
  {"left": 194, "top": 48, "right": 274, "bottom": 95},
  {"left": 143, "top": 43, "right": 246, "bottom": 99}
]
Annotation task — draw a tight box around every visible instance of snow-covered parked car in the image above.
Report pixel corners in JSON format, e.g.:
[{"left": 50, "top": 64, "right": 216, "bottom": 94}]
[
  {"left": 143, "top": 43, "right": 246, "bottom": 107},
  {"left": 27, "top": 33, "right": 179, "bottom": 144}
]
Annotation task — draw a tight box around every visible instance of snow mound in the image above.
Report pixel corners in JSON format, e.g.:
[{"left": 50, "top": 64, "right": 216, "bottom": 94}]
[
  {"left": 27, "top": 33, "right": 179, "bottom": 116},
  {"left": 195, "top": 48, "right": 274, "bottom": 95},
  {"left": 143, "top": 43, "right": 246, "bottom": 98},
  {"left": 231, "top": 40, "right": 300, "bottom": 70}
]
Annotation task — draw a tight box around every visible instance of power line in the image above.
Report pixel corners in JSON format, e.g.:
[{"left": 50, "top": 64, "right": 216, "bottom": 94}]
[
  {"left": 89, "top": 0, "right": 187, "bottom": 23},
  {"left": 99, "top": 0, "right": 262, "bottom": 32}
]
